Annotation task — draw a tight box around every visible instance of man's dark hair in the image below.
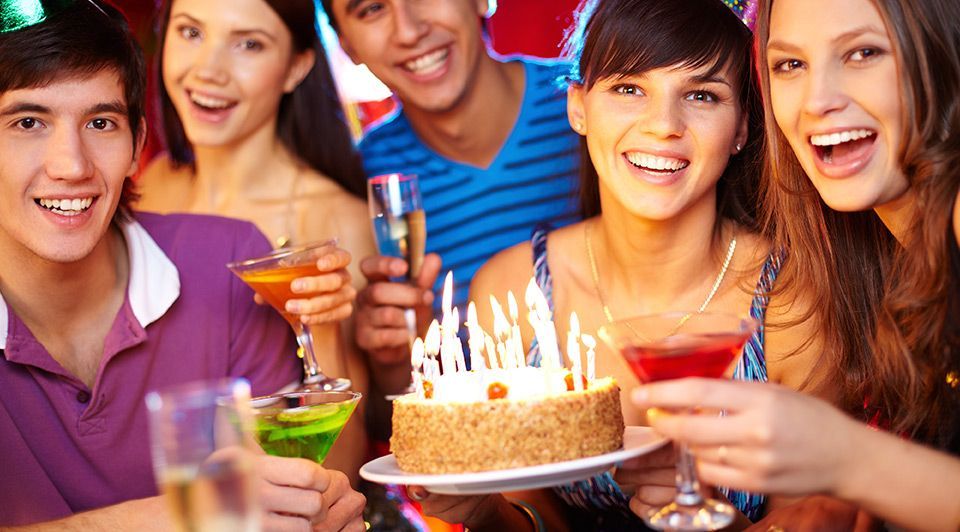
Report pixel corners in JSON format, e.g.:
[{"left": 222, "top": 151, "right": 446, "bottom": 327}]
[{"left": 0, "top": 0, "right": 146, "bottom": 212}]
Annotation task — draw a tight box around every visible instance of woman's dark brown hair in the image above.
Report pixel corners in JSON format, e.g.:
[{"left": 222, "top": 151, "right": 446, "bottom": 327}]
[
  {"left": 562, "top": 0, "right": 764, "bottom": 231},
  {"left": 757, "top": 0, "right": 960, "bottom": 450},
  {"left": 156, "top": 0, "right": 366, "bottom": 197}
]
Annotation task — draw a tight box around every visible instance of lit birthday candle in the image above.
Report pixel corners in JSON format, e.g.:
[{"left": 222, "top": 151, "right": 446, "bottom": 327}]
[
  {"left": 466, "top": 301, "right": 487, "bottom": 371},
  {"left": 442, "top": 270, "right": 454, "bottom": 318},
  {"left": 411, "top": 337, "right": 425, "bottom": 398},
  {"left": 489, "top": 294, "right": 512, "bottom": 368},
  {"left": 525, "top": 278, "right": 561, "bottom": 369},
  {"left": 507, "top": 291, "right": 525, "bottom": 368},
  {"left": 567, "top": 312, "right": 584, "bottom": 391},
  {"left": 484, "top": 333, "right": 500, "bottom": 370},
  {"left": 451, "top": 307, "right": 466, "bottom": 372},
  {"left": 582, "top": 333, "right": 597, "bottom": 381},
  {"left": 425, "top": 318, "right": 448, "bottom": 376}
]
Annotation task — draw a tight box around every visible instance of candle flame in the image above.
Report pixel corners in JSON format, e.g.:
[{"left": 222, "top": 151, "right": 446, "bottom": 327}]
[
  {"left": 411, "top": 337, "right": 425, "bottom": 369},
  {"left": 450, "top": 306, "right": 461, "bottom": 335},
  {"left": 467, "top": 300, "right": 478, "bottom": 327},
  {"left": 425, "top": 319, "right": 441, "bottom": 356},
  {"left": 489, "top": 294, "right": 510, "bottom": 338},
  {"left": 507, "top": 291, "right": 519, "bottom": 323},
  {"left": 524, "top": 278, "right": 538, "bottom": 308},
  {"left": 581, "top": 333, "right": 596, "bottom": 349}
]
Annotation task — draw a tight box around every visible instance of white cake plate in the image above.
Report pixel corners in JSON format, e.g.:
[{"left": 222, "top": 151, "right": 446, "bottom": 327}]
[{"left": 359, "top": 426, "right": 668, "bottom": 495}]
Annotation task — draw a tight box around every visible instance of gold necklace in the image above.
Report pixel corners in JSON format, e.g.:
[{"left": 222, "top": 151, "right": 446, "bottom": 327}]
[{"left": 585, "top": 221, "right": 737, "bottom": 324}]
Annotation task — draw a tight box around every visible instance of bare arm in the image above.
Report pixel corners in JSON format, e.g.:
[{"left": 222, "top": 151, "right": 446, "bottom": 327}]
[
  {"left": 634, "top": 379, "right": 960, "bottom": 532},
  {"left": 0, "top": 497, "right": 170, "bottom": 532},
  {"left": 836, "top": 420, "right": 960, "bottom": 531}
]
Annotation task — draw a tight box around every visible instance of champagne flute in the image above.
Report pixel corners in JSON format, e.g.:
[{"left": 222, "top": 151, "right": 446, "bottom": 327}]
[
  {"left": 367, "top": 173, "right": 427, "bottom": 343},
  {"left": 146, "top": 378, "right": 260, "bottom": 532},
  {"left": 251, "top": 391, "right": 361, "bottom": 464},
  {"left": 598, "top": 312, "right": 759, "bottom": 531},
  {"left": 227, "top": 240, "right": 351, "bottom": 392}
]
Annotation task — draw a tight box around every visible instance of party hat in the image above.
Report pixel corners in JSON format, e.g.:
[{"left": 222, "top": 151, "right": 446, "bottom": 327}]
[
  {"left": 720, "top": 0, "right": 758, "bottom": 31},
  {"left": 1, "top": 0, "right": 104, "bottom": 34}
]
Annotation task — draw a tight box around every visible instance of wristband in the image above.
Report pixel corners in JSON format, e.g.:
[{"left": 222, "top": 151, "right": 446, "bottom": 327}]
[{"left": 506, "top": 498, "right": 545, "bottom": 532}]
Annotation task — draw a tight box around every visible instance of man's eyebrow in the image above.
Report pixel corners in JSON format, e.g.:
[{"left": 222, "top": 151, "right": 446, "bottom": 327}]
[
  {"left": 86, "top": 102, "right": 127, "bottom": 116},
  {"left": 691, "top": 74, "right": 733, "bottom": 88},
  {"left": 0, "top": 102, "right": 51, "bottom": 117}
]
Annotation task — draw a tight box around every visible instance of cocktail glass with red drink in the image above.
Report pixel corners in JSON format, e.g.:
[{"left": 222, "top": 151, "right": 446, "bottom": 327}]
[
  {"left": 228, "top": 240, "right": 350, "bottom": 391},
  {"left": 598, "top": 311, "right": 759, "bottom": 531}
]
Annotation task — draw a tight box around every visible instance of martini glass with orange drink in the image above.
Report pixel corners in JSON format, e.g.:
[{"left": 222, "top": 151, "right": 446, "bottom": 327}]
[
  {"left": 228, "top": 240, "right": 350, "bottom": 391},
  {"left": 599, "top": 311, "right": 759, "bottom": 531}
]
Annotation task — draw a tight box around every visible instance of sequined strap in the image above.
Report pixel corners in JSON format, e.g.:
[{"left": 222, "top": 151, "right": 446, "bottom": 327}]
[
  {"left": 527, "top": 223, "right": 554, "bottom": 367},
  {"left": 722, "top": 247, "right": 785, "bottom": 521}
]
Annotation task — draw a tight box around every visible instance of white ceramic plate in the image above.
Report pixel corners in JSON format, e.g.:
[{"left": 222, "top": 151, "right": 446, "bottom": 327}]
[{"left": 359, "top": 426, "right": 668, "bottom": 495}]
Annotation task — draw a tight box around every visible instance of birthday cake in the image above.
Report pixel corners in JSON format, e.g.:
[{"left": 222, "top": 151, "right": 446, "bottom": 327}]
[
  {"left": 391, "top": 370, "right": 623, "bottom": 474},
  {"left": 389, "top": 276, "right": 625, "bottom": 474}
]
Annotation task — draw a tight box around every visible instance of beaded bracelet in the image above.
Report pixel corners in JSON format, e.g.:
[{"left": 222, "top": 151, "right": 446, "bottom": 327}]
[{"left": 506, "top": 498, "right": 545, "bottom": 532}]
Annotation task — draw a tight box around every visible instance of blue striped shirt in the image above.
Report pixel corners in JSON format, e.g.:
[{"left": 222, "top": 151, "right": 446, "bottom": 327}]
[{"left": 359, "top": 57, "right": 582, "bottom": 317}]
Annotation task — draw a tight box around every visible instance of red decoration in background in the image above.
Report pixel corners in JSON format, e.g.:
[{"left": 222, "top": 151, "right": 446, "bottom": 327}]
[{"left": 488, "top": 0, "right": 583, "bottom": 58}]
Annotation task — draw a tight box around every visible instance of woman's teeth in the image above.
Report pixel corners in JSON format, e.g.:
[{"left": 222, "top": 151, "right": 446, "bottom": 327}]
[
  {"left": 626, "top": 152, "right": 689, "bottom": 172},
  {"left": 37, "top": 197, "right": 93, "bottom": 216},
  {"left": 404, "top": 48, "right": 449, "bottom": 75},
  {"left": 810, "top": 128, "right": 875, "bottom": 147},
  {"left": 189, "top": 92, "right": 234, "bottom": 110}
]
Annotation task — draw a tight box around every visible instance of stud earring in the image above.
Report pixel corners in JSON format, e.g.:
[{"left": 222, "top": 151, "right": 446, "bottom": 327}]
[
  {"left": 735, "top": 143, "right": 742, "bottom": 153},
  {"left": 574, "top": 123, "right": 583, "bottom": 132}
]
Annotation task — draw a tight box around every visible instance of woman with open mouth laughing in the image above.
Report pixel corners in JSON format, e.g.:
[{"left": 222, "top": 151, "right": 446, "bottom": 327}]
[
  {"left": 631, "top": 0, "right": 960, "bottom": 529},
  {"left": 403, "top": 0, "right": 837, "bottom": 529},
  {"left": 136, "top": 0, "right": 375, "bottom": 486}
]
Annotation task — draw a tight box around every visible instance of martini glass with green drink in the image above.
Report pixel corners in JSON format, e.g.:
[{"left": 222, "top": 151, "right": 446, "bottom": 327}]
[{"left": 251, "top": 391, "right": 361, "bottom": 464}]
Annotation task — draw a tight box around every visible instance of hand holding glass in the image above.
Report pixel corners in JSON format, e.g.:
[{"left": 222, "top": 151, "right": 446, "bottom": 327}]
[
  {"left": 227, "top": 240, "right": 350, "bottom": 391},
  {"left": 146, "top": 378, "right": 259, "bottom": 532},
  {"left": 368, "top": 173, "right": 427, "bottom": 341},
  {"left": 251, "top": 391, "right": 361, "bottom": 464},
  {"left": 599, "top": 312, "right": 759, "bottom": 531}
]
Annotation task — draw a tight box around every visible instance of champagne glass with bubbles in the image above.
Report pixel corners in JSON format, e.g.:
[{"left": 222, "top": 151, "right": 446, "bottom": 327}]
[
  {"left": 599, "top": 311, "right": 759, "bottom": 531},
  {"left": 367, "top": 173, "right": 427, "bottom": 342},
  {"left": 146, "top": 378, "right": 259, "bottom": 532}
]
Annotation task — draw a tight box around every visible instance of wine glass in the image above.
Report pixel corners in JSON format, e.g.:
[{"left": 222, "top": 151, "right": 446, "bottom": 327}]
[
  {"left": 598, "top": 311, "right": 759, "bottom": 531},
  {"left": 227, "top": 240, "right": 351, "bottom": 391},
  {"left": 250, "top": 391, "right": 361, "bottom": 464},
  {"left": 367, "top": 173, "right": 427, "bottom": 341},
  {"left": 145, "top": 378, "right": 260, "bottom": 532}
]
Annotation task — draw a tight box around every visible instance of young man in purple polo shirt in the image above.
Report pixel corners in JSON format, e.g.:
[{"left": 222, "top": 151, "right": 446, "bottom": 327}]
[{"left": 0, "top": 1, "right": 364, "bottom": 529}]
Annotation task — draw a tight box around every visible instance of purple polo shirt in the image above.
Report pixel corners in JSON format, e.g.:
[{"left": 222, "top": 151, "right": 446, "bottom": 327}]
[{"left": 0, "top": 212, "right": 300, "bottom": 526}]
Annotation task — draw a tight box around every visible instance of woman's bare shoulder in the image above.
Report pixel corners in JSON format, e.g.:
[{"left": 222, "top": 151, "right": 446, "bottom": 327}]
[
  {"left": 135, "top": 153, "right": 194, "bottom": 212},
  {"left": 764, "top": 285, "right": 837, "bottom": 402},
  {"left": 470, "top": 240, "right": 536, "bottom": 302}
]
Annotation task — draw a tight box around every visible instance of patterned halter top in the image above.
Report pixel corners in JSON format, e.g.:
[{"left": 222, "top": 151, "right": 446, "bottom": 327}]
[{"left": 526, "top": 223, "right": 784, "bottom": 526}]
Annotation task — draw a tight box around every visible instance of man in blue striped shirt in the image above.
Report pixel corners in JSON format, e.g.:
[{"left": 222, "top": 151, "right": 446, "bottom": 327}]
[{"left": 323, "top": 0, "right": 581, "bottom": 395}]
